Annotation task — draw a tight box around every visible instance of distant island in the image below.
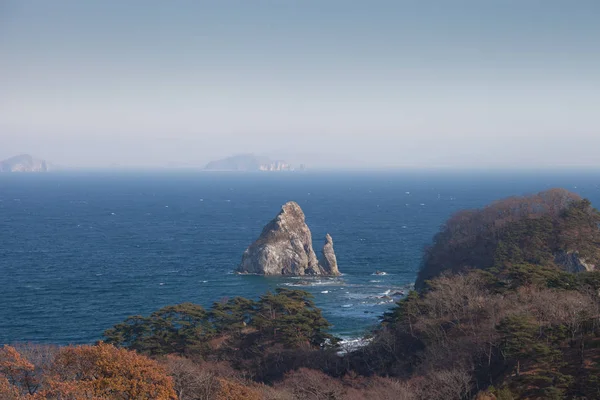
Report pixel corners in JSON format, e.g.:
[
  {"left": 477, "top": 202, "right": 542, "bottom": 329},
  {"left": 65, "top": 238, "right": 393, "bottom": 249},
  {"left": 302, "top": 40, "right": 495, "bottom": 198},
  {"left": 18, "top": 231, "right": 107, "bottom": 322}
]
[
  {"left": 0, "top": 154, "right": 51, "bottom": 172},
  {"left": 204, "top": 154, "right": 303, "bottom": 171}
]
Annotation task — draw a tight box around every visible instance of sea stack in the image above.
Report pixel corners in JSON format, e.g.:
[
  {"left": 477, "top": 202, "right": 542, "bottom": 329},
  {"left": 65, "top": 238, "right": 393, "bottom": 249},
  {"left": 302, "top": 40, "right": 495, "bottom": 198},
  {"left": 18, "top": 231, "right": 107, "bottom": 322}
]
[
  {"left": 237, "top": 201, "right": 340, "bottom": 276},
  {"left": 318, "top": 234, "right": 339, "bottom": 276}
]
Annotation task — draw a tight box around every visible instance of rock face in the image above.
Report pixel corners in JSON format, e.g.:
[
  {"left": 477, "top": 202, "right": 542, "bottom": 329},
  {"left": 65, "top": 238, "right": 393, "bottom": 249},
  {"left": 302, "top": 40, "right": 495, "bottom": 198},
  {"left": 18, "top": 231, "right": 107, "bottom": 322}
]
[
  {"left": 318, "top": 234, "right": 339, "bottom": 276},
  {"left": 238, "top": 202, "right": 340, "bottom": 276},
  {"left": 0, "top": 154, "right": 50, "bottom": 172},
  {"left": 555, "top": 251, "right": 596, "bottom": 273}
]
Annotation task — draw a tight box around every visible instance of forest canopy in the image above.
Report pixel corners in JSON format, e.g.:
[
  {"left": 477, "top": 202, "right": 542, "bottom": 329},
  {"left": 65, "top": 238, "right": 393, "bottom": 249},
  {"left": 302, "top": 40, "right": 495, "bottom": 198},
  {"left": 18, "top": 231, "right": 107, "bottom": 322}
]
[{"left": 415, "top": 188, "right": 600, "bottom": 289}]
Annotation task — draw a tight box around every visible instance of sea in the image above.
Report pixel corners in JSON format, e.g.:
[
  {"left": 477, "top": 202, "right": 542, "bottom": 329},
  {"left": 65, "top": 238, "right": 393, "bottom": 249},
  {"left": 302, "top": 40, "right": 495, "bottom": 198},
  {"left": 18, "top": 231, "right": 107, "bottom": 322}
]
[{"left": 1, "top": 170, "right": 600, "bottom": 345}]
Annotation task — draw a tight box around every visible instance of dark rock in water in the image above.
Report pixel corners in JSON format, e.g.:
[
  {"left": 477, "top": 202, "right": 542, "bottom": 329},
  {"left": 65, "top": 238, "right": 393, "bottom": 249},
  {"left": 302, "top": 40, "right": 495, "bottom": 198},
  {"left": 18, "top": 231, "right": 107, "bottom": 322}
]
[
  {"left": 319, "top": 234, "right": 339, "bottom": 276},
  {"left": 237, "top": 201, "right": 341, "bottom": 276}
]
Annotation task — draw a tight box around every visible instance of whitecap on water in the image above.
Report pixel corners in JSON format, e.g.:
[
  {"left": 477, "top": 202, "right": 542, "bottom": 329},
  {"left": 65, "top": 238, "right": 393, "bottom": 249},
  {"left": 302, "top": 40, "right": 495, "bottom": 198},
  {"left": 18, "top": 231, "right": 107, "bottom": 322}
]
[
  {"left": 337, "top": 337, "right": 373, "bottom": 355},
  {"left": 321, "top": 291, "right": 329, "bottom": 294},
  {"left": 341, "top": 304, "right": 353, "bottom": 308}
]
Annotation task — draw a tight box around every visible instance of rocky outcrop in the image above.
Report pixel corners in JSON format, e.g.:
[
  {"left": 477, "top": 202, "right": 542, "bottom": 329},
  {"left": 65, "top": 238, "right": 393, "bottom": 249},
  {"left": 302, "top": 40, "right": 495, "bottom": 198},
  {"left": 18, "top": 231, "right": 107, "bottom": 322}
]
[
  {"left": 0, "top": 154, "right": 50, "bottom": 172},
  {"left": 237, "top": 202, "right": 340, "bottom": 276},
  {"left": 555, "top": 251, "right": 596, "bottom": 273},
  {"left": 318, "top": 234, "right": 339, "bottom": 276}
]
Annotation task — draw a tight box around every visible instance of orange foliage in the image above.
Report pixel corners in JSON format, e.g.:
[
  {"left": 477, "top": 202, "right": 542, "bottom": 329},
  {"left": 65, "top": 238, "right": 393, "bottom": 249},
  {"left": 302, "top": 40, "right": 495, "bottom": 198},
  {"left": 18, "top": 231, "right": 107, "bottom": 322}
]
[
  {"left": 0, "top": 375, "right": 21, "bottom": 400},
  {"left": 216, "top": 378, "right": 261, "bottom": 400},
  {"left": 37, "top": 342, "right": 176, "bottom": 400},
  {"left": 0, "top": 345, "right": 35, "bottom": 380},
  {"left": 0, "top": 345, "right": 36, "bottom": 396}
]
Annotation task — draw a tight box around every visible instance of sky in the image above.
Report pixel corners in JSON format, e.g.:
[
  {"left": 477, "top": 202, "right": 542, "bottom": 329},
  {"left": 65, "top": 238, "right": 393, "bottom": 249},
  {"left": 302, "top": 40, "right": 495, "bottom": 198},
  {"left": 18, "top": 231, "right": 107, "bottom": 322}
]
[{"left": 1, "top": 0, "right": 599, "bottom": 169}]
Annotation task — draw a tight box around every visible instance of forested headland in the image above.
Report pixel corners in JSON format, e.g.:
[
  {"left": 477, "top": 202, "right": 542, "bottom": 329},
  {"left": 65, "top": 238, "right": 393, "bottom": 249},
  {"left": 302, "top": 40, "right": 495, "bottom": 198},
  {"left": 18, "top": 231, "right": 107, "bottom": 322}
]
[{"left": 3, "top": 188, "right": 600, "bottom": 399}]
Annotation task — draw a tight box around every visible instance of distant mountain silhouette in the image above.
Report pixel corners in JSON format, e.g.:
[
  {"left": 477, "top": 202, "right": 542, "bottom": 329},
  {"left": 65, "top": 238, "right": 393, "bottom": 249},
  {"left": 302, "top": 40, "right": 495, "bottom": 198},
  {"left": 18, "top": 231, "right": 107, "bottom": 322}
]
[{"left": 0, "top": 154, "right": 51, "bottom": 172}]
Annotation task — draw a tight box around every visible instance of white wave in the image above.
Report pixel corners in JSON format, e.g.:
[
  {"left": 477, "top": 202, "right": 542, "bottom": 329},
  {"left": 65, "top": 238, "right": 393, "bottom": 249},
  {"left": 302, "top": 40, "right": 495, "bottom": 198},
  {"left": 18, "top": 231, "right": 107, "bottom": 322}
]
[
  {"left": 337, "top": 337, "right": 373, "bottom": 355},
  {"left": 284, "top": 278, "right": 345, "bottom": 287},
  {"left": 341, "top": 304, "right": 353, "bottom": 308},
  {"left": 321, "top": 290, "right": 329, "bottom": 294},
  {"left": 369, "top": 280, "right": 381, "bottom": 283}
]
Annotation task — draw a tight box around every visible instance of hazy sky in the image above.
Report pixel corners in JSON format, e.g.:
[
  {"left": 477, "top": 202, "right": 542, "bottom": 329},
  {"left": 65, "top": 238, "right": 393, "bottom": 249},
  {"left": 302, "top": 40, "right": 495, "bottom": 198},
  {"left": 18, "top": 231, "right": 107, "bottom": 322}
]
[{"left": 1, "top": 1, "right": 599, "bottom": 168}]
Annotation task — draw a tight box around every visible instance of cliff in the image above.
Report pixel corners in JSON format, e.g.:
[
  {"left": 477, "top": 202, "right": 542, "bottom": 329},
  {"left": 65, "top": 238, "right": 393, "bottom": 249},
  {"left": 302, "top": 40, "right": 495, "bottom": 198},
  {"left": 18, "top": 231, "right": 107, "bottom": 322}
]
[
  {"left": 0, "top": 154, "right": 50, "bottom": 172},
  {"left": 415, "top": 188, "right": 600, "bottom": 289},
  {"left": 204, "top": 154, "right": 295, "bottom": 172},
  {"left": 237, "top": 201, "right": 340, "bottom": 276}
]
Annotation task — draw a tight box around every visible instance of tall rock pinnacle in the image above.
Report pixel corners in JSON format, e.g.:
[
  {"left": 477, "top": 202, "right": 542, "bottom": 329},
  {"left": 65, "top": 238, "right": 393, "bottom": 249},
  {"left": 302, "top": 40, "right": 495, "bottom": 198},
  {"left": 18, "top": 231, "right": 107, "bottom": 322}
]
[
  {"left": 319, "top": 234, "right": 339, "bottom": 276},
  {"left": 237, "top": 201, "right": 340, "bottom": 276}
]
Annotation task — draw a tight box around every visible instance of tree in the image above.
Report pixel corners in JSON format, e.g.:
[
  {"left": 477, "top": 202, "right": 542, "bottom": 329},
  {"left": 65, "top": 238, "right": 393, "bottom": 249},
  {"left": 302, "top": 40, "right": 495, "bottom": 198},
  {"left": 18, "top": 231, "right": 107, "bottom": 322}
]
[
  {"left": 162, "top": 355, "right": 219, "bottom": 400},
  {"left": 41, "top": 342, "right": 176, "bottom": 399},
  {"left": 0, "top": 345, "right": 36, "bottom": 395},
  {"left": 253, "top": 288, "right": 337, "bottom": 348},
  {"left": 104, "top": 303, "right": 214, "bottom": 355},
  {"left": 210, "top": 297, "right": 256, "bottom": 335},
  {"left": 0, "top": 375, "right": 21, "bottom": 400}
]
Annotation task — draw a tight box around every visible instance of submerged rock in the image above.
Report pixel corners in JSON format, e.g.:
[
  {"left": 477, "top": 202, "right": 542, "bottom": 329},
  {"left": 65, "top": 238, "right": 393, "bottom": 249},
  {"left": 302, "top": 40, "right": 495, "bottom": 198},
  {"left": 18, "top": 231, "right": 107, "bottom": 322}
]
[{"left": 237, "top": 201, "right": 340, "bottom": 276}]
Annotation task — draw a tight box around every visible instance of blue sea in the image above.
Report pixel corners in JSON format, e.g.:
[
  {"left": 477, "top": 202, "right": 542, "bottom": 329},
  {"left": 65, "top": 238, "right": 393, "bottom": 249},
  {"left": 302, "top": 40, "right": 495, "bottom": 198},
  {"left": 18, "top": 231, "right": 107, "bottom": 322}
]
[{"left": 1, "top": 170, "right": 599, "bottom": 345}]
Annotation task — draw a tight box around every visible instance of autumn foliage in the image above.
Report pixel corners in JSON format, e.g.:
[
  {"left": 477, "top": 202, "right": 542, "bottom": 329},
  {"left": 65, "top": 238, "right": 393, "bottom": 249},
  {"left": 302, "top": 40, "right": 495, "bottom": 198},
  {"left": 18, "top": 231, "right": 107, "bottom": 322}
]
[{"left": 0, "top": 343, "right": 176, "bottom": 399}]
